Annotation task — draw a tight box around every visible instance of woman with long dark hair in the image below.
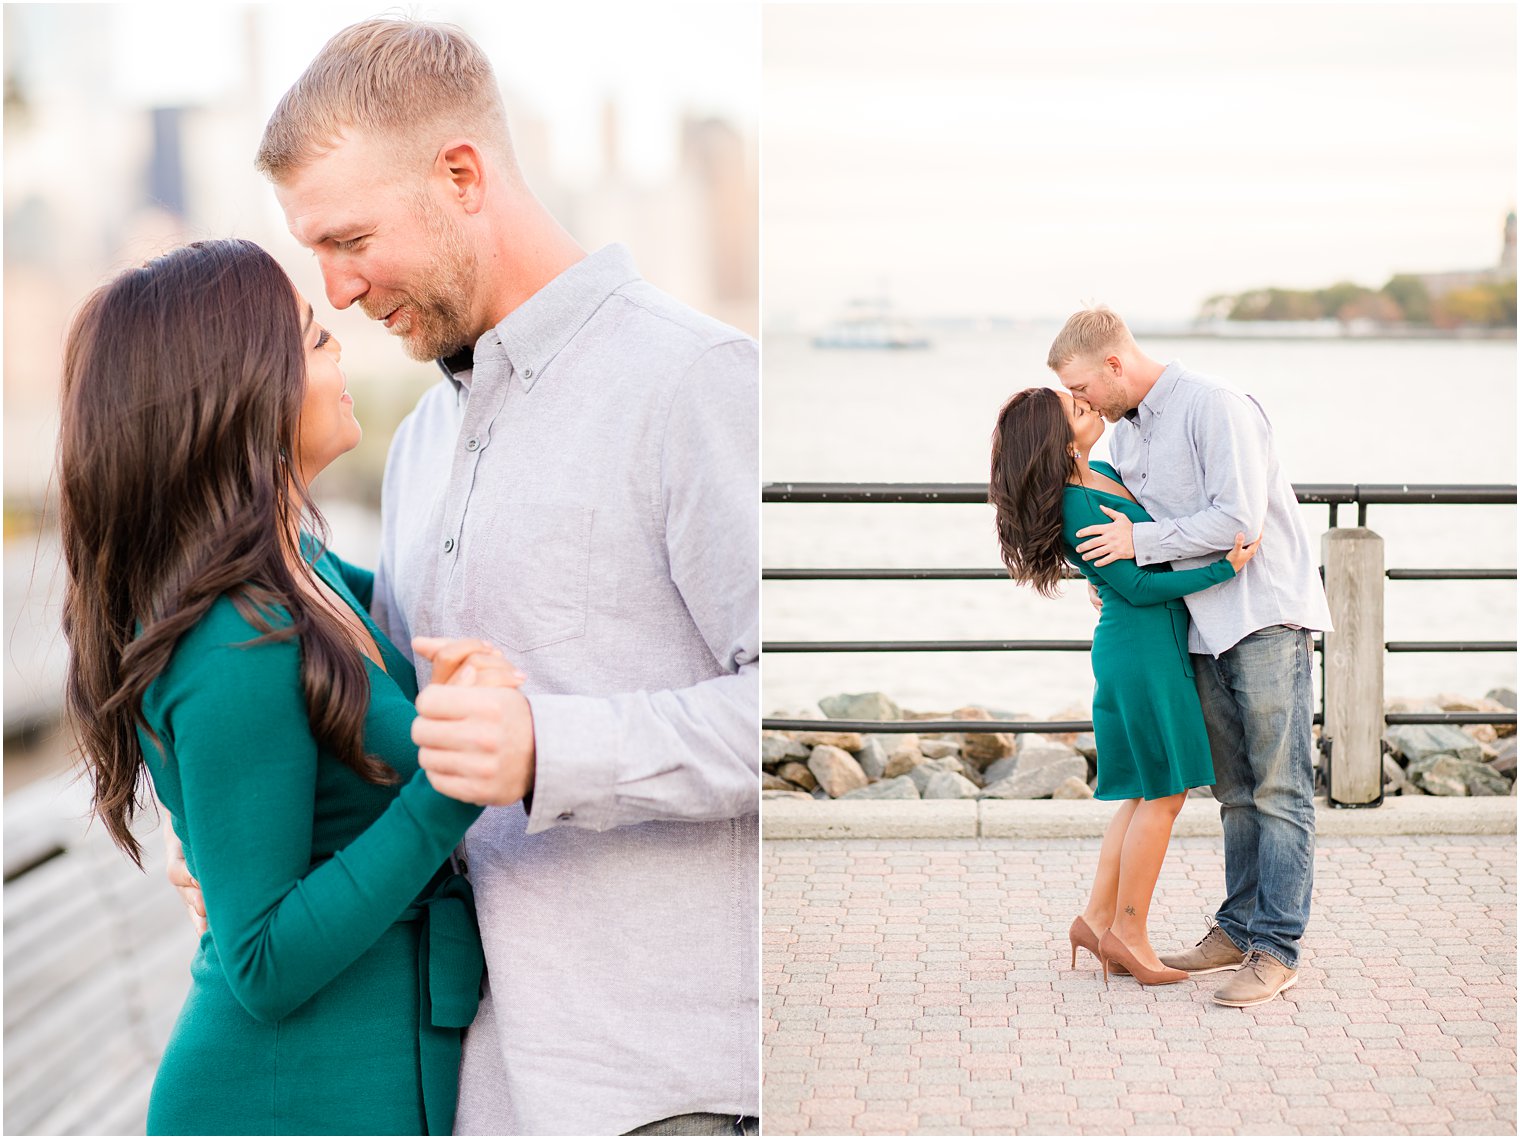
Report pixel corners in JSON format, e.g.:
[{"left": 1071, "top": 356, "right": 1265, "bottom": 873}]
[
  {"left": 990, "top": 386, "right": 1258, "bottom": 986},
  {"left": 59, "top": 238, "right": 513, "bottom": 1134}
]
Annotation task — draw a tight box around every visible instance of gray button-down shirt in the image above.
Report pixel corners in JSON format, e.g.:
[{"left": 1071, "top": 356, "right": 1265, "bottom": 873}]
[
  {"left": 372, "top": 244, "right": 759, "bottom": 1135},
  {"left": 1108, "top": 360, "right": 1332, "bottom": 656}
]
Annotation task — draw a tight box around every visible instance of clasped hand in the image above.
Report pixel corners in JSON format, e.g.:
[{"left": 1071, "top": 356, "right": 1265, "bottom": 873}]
[
  {"left": 410, "top": 636, "right": 537, "bottom": 809},
  {"left": 165, "top": 635, "right": 533, "bottom": 935}
]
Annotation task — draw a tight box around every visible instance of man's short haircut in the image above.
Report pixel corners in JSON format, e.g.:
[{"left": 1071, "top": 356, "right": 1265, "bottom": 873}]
[
  {"left": 1046, "top": 305, "right": 1135, "bottom": 371},
  {"left": 255, "top": 17, "right": 515, "bottom": 182}
]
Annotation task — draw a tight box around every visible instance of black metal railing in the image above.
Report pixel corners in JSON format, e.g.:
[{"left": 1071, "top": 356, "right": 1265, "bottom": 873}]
[
  {"left": 762, "top": 481, "right": 1517, "bottom": 736},
  {"left": 764, "top": 480, "right": 1517, "bottom": 524}
]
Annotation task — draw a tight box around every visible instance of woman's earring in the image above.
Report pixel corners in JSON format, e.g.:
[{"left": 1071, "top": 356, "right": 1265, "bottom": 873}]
[{"left": 1072, "top": 448, "right": 1083, "bottom": 460}]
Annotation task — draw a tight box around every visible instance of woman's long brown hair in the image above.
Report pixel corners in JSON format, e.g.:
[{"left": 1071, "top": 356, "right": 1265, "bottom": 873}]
[
  {"left": 59, "top": 239, "right": 394, "bottom": 868},
  {"left": 989, "top": 386, "right": 1078, "bottom": 599}
]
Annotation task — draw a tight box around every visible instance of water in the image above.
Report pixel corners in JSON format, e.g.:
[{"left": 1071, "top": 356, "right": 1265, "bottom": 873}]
[{"left": 762, "top": 326, "right": 1517, "bottom": 716}]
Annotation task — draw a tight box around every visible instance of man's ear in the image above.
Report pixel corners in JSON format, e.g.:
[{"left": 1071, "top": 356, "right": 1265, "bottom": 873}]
[
  {"left": 1105, "top": 353, "right": 1123, "bottom": 377},
  {"left": 435, "top": 141, "right": 488, "bottom": 214}
]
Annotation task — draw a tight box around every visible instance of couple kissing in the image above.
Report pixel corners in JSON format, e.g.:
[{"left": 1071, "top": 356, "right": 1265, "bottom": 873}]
[{"left": 991, "top": 306, "right": 1333, "bottom": 1007}]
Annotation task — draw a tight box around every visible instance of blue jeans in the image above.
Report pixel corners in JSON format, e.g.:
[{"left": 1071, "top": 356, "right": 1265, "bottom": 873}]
[{"left": 1193, "top": 625, "right": 1316, "bottom": 969}]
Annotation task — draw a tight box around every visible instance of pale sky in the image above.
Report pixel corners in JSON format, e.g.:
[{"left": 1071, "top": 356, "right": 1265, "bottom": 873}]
[
  {"left": 109, "top": 1, "right": 758, "bottom": 185},
  {"left": 764, "top": 2, "right": 1517, "bottom": 324}
]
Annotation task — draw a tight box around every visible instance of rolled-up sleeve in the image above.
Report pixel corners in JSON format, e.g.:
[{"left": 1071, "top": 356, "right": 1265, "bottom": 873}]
[
  {"left": 1132, "top": 390, "right": 1271, "bottom": 566},
  {"left": 524, "top": 339, "right": 759, "bottom": 833}
]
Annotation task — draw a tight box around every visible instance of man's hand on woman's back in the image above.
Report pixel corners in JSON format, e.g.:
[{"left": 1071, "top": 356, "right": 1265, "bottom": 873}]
[{"left": 165, "top": 824, "right": 207, "bottom": 936}]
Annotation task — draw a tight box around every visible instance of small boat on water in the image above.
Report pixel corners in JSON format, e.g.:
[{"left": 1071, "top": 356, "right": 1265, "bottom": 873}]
[{"left": 812, "top": 296, "right": 932, "bottom": 350}]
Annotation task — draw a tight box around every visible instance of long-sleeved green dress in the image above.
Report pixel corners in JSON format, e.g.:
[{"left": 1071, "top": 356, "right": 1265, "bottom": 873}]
[
  {"left": 138, "top": 546, "right": 484, "bottom": 1136},
  {"left": 1062, "top": 462, "right": 1237, "bottom": 800}
]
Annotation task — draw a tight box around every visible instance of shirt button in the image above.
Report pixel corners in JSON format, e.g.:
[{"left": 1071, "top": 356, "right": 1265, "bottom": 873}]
[
  {"left": 443, "top": 538, "right": 455, "bottom": 553},
  {"left": 523, "top": 367, "right": 534, "bottom": 379},
  {"left": 466, "top": 437, "right": 479, "bottom": 452},
  {"left": 556, "top": 811, "right": 574, "bottom": 822}
]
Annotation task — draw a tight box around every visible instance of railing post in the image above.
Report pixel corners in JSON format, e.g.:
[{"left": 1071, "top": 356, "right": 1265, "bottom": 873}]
[{"left": 1321, "top": 527, "right": 1385, "bottom": 805}]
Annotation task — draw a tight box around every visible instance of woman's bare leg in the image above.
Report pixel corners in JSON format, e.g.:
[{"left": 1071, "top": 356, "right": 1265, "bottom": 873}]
[
  {"left": 1109, "top": 792, "right": 1187, "bottom": 970},
  {"left": 1081, "top": 798, "right": 1139, "bottom": 935}
]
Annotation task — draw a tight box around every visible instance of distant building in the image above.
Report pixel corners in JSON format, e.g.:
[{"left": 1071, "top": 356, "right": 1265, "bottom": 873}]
[
  {"left": 2, "top": 7, "right": 756, "bottom": 512},
  {"left": 569, "top": 100, "right": 757, "bottom": 337},
  {"left": 1414, "top": 212, "right": 1517, "bottom": 300}
]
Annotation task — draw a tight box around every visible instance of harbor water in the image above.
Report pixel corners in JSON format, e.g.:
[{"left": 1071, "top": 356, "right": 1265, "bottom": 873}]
[{"left": 762, "top": 326, "right": 1517, "bottom": 716}]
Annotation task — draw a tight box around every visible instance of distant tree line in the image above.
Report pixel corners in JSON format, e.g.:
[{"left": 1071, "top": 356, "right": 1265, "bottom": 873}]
[{"left": 1200, "top": 275, "right": 1517, "bottom": 329}]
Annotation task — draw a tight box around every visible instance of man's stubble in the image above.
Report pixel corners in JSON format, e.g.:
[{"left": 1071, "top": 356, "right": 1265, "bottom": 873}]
[{"left": 364, "top": 196, "right": 481, "bottom": 363}]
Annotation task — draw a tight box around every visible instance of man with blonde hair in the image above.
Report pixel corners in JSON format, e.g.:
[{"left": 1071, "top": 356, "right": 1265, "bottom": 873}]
[
  {"left": 174, "top": 17, "right": 759, "bottom": 1136},
  {"left": 1050, "top": 305, "right": 1331, "bottom": 1007}
]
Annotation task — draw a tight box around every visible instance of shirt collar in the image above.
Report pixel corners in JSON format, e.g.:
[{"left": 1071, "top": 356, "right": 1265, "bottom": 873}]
[
  {"left": 433, "top": 243, "right": 641, "bottom": 393},
  {"left": 1125, "top": 359, "right": 1184, "bottom": 424},
  {"left": 436, "top": 345, "right": 474, "bottom": 384}
]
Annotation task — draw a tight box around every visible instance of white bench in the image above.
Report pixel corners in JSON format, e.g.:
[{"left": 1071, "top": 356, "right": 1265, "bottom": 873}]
[{"left": 3, "top": 773, "right": 195, "bottom": 1136}]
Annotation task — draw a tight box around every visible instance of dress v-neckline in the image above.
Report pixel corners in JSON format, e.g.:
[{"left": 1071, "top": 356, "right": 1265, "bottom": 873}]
[
  {"left": 1068, "top": 460, "right": 1138, "bottom": 505},
  {"left": 1065, "top": 480, "right": 1138, "bottom": 506},
  {"left": 308, "top": 550, "right": 399, "bottom": 684}
]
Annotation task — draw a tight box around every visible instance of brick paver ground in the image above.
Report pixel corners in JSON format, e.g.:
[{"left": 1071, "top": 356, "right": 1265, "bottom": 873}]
[{"left": 763, "top": 835, "right": 1516, "bottom": 1136}]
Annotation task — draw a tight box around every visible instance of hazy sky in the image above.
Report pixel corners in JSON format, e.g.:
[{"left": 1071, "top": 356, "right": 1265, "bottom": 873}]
[
  {"left": 109, "top": 1, "right": 758, "bottom": 185},
  {"left": 764, "top": 2, "right": 1517, "bottom": 324}
]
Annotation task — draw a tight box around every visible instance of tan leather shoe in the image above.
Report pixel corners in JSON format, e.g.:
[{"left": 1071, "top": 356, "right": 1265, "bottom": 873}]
[
  {"left": 1212, "top": 949, "right": 1299, "bottom": 1007},
  {"left": 1159, "top": 922, "right": 1245, "bottom": 975}
]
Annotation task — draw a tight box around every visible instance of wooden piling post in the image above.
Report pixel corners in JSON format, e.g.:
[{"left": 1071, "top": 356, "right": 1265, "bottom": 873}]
[{"left": 1321, "top": 527, "right": 1385, "bottom": 805}]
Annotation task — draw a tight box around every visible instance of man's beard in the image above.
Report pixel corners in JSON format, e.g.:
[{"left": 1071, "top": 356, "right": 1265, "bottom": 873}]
[
  {"left": 1092, "top": 381, "right": 1129, "bottom": 423},
  {"left": 364, "top": 209, "right": 480, "bottom": 362}
]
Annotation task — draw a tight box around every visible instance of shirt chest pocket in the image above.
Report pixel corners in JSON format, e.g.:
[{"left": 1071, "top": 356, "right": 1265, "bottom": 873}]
[{"left": 460, "top": 502, "right": 594, "bottom": 652}]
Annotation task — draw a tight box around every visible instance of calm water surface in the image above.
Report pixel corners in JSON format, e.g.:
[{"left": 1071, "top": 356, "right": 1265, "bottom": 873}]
[{"left": 762, "top": 327, "right": 1517, "bottom": 715}]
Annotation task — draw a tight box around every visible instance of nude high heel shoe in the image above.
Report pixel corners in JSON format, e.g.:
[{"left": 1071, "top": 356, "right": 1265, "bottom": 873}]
[
  {"left": 1068, "top": 916, "right": 1129, "bottom": 974},
  {"left": 1098, "top": 930, "right": 1189, "bottom": 986},
  {"left": 1068, "top": 915, "right": 1102, "bottom": 969}
]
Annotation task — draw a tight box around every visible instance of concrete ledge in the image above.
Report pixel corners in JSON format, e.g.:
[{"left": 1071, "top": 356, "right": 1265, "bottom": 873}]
[
  {"left": 760, "top": 799, "right": 978, "bottom": 840},
  {"left": 762, "top": 795, "right": 1517, "bottom": 841},
  {"left": 1308, "top": 794, "right": 1517, "bottom": 836}
]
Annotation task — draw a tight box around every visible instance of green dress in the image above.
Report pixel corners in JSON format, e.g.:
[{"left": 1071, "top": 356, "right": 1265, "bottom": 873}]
[
  {"left": 138, "top": 546, "right": 484, "bottom": 1136},
  {"left": 1062, "top": 461, "right": 1237, "bottom": 801}
]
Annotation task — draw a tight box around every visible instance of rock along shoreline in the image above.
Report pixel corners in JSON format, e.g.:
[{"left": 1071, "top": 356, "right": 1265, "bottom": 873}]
[{"left": 762, "top": 688, "right": 1518, "bottom": 804}]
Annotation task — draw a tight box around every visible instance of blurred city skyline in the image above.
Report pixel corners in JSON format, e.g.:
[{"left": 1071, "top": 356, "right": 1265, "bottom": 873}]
[
  {"left": 763, "top": 2, "right": 1517, "bottom": 329},
  {"left": 4, "top": 1, "right": 758, "bottom": 510}
]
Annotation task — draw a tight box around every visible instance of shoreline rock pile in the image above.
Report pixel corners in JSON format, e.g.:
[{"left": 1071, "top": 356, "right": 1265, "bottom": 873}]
[
  {"left": 1382, "top": 689, "right": 1515, "bottom": 797},
  {"left": 763, "top": 691, "right": 1099, "bottom": 803},
  {"left": 762, "top": 687, "right": 1517, "bottom": 803}
]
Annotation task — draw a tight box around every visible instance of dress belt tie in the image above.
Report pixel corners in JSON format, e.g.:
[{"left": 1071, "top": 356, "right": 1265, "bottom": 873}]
[{"left": 396, "top": 871, "right": 484, "bottom": 1136}]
